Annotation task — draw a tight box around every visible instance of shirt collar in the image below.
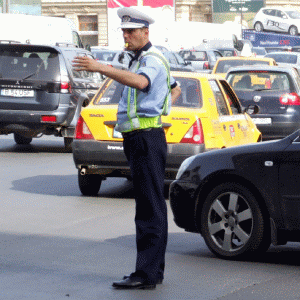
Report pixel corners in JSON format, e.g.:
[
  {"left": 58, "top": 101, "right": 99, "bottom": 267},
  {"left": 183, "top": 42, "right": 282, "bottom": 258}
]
[{"left": 129, "top": 41, "right": 152, "bottom": 68}]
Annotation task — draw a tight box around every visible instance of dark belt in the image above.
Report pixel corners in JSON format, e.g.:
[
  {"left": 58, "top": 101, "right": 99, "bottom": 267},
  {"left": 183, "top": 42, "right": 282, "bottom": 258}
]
[{"left": 121, "top": 127, "right": 155, "bottom": 138}]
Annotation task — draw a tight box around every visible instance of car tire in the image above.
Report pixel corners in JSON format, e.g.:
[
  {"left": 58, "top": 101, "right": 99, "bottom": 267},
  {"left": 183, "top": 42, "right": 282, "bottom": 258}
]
[
  {"left": 200, "top": 182, "right": 270, "bottom": 259},
  {"left": 254, "top": 22, "right": 264, "bottom": 32},
  {"left": 64, "top": 137, "right": 73, "bottom": 152},
  {"left": 14, "top": 133, "right": 32, "bottom": 145},
  {"left": 78, "top": 170, "right": 102, "bottom": 196},
  {"left": 288, "top": 25, "right": 298, "bottom": 36}
]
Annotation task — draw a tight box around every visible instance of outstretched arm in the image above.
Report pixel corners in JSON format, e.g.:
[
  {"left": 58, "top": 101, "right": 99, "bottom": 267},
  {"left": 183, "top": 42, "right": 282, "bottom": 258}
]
[{"left": 73, "top": 56, "right": 149, "bottom": 90}]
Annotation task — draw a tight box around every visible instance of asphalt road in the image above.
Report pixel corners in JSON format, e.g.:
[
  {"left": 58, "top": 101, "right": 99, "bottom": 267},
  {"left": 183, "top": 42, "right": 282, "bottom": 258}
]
[{"left": 1, "top": 135, "right": 300, "bottom": 300}]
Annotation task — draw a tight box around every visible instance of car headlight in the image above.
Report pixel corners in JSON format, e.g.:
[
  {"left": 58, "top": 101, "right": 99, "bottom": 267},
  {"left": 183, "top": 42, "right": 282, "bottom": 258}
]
[{"left": 176, "top": 155, "right": 196, "bottom": 180}]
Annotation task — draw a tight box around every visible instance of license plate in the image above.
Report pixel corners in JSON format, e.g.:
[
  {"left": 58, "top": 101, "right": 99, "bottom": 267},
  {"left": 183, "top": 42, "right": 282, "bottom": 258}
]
[
  {"left": 1, "top": 89, "right": 34, "bottom": 97},
  {"left": 251, "top": 118, "right": 272, "bottom": 125},
  {"left": 113, "top": 128, "right": 123, "bottom": 139}
]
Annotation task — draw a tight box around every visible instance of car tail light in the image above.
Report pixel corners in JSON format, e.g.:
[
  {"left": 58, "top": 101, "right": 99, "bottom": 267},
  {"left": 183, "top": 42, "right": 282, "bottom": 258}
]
[
  {"left": 180, "top": 118, "right": 204, "bottom": 144},
  {"left": 75, "top": 116, "right": 94, "bottom": 140},
  {"left": 279, "top": 93, "right": 300, "bottom": 105},
  {"left": 203, "top": 62, "right": 210, "bottom": 69},
  {"left": 61, "top": 81, "right": 70, "bottom": 94},
  {"left": 41, "top": 115, "right": 56, "bottom": 122}
]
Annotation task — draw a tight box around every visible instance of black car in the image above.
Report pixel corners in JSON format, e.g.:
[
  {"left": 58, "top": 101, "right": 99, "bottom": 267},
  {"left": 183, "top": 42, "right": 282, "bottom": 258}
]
[
  {"left": 0, "top": 41, "right": 103, "bottom": 150},
  {"left": 170, "top": 130, "right": 300, "bottom": 259},
  {"left": 225, "top": 65, "right": 300, "bottom": 140}
]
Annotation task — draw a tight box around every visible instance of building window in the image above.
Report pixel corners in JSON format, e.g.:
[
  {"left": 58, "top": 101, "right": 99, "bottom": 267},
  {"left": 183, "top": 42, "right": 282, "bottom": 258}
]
[{"left": 79, "top": 15, "right": 98, "bottom": 31}]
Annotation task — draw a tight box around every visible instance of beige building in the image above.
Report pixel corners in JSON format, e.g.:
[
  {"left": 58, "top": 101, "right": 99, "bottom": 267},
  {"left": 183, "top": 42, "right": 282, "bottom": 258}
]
[{"left": 41, "top": 0, "right": 300, "bottom": 47}]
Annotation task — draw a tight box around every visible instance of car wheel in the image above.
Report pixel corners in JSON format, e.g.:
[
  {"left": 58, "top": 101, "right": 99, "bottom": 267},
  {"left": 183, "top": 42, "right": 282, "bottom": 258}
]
[
  {"left": 200, "top": 182, "right": 270, "bottom": 259},
  {"left": 288, "top": 25, "right": 298, "bottom": 36},
  {"left": 64, "top": 137, "right": 73, "bottom": 152},
  {"left": 14, "top": 133, "right": 32, "bottom": 145},
  {"left": 78, "top": 170, "right": 102, "bottom": 196},
  {"left": 254, "top": 22, "right": 264, "bottom": 32}
]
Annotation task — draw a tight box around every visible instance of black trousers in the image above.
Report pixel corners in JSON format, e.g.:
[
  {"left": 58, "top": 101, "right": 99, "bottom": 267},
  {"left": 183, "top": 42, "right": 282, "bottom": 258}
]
[{"left": 123, "top": 127, "right": 168, "bottom": 284}]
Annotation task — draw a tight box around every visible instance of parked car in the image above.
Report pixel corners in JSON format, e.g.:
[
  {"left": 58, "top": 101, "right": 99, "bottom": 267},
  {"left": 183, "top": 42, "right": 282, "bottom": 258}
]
[
  {"left": 211, "top": 56, "right": 277, "bottom": 78},
  {"left": 170, "top": 129, "right": 300, "bottom": 259},
  {"left": 0, "top": 41, "right": 103, "bottom": 150},
  {"left": 226, "top": 65, "right": 300, "bottom": 140},
  {"left": 72, "top": 72, "right": 261, "bottom": 196},
  {"left": 178, "top": 49, "right": 223, "bottom": 72},
  {"left": 253, "top": 6, "right": 300, "bottom": 36},
  {"left": 91, "top": 49, "right": 133, "bottom": 70}
]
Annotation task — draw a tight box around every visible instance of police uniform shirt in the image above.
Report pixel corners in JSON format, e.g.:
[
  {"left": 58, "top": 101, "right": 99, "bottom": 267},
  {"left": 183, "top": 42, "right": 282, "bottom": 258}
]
[{"left": 116, "top": 42, "right": 177, "bottom": 132}]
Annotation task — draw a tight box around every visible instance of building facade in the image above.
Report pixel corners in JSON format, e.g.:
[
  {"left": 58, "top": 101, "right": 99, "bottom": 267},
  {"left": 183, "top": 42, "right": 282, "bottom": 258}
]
[{"left": 41, "top": 0, "right": 300, "bottom": 47}]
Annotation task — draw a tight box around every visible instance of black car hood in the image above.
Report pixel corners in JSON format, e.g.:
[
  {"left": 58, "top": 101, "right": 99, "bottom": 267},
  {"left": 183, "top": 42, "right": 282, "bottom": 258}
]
[{"left": 183, "top": 130, "right": 299, "bottom": 179}]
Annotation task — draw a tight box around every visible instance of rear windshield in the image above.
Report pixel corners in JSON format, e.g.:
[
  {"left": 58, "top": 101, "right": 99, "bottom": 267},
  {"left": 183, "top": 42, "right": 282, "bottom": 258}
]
[
  {"left": 215, "top": 60, "right": 270, "bottom": 73},
  {"left": 180, "top": 51, "right": 208, "bottom": 61},
  {"left": 94, "top": 77, "right": 203, "bottom": 108},
  {"left": 267, "top": 54, "right": 297, "bottom": 64},
  {"left": 217, "top": 49, "right": 236, "bottom": 57},
  {"left": 92, "top": 51, "right": 117, "bottom": 62},
  {"left": 0, "top": 48, "right": 60, "bottom": 81},
  {"left": 227, "top": 71, "right": 292, "bottom": 91}
]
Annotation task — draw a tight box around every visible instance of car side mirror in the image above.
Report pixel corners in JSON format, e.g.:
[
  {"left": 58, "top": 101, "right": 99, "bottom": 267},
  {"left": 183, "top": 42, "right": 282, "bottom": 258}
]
[
  {"left": 245, "top": 104, "right": 259, "bottom": 115},
  {"left": 118, "top": 53, "right": 125, "bottom": 63}
]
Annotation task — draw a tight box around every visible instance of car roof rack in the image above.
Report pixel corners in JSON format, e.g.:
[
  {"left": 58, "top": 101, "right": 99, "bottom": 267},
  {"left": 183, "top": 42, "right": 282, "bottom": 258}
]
[
  {"left": 55, "top": 42, "right": 78, "bottom": 48},
  {"left": 0, "top": 40, "right": 21, "bottom": 44}
]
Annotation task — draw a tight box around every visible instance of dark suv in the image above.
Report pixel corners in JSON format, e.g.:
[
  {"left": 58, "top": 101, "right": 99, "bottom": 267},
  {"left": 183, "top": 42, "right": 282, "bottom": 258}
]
[{"left": 0, "top": 41, "right": 103, "bottom": 150}]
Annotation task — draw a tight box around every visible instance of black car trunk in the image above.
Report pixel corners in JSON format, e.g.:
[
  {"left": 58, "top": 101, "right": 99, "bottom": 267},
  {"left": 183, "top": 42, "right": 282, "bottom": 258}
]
[
  {"left": 236, "top": 90, "right": 291, "bottom": 115},
  {"left": 0, "top": 44, "right": 61, "bottom": 111}
]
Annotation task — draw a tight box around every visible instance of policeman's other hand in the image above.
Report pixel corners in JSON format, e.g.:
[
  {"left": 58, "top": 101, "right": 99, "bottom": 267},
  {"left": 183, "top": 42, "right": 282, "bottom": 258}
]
[{"left": 72, "top": 56, "right": 100, "bottom": 72}]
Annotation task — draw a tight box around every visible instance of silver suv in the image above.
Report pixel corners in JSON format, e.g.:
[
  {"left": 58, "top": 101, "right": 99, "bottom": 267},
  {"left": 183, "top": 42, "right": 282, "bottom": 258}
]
[
  {"left": 253, "top": 7, "right": 300, "bottom": 36},
  {"left": 0, "top": 41, "right": 103, "bottom": 150}
]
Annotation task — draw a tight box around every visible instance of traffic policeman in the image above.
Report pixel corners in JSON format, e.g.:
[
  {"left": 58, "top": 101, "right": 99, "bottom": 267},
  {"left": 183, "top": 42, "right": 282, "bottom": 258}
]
[{"left": 73, "top": 7, "right": 181, "bottom": 290}]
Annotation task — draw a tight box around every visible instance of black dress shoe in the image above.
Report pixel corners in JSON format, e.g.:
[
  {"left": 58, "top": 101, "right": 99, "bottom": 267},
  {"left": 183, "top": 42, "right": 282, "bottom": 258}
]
[
  {"left": 112, "top": 277, "right": 156, "bottom": 290},
  {"left": 123, "top": 274, "right": 163, "bottom": 284}
]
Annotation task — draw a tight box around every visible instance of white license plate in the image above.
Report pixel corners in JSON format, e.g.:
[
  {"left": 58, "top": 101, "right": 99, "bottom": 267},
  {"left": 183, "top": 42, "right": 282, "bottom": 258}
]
[
  {"left": 113, "top": 128, "right": 123, "bottom": 139},
  {"left": 252, "top": 118, "right": 272, "bottom": 125},
  {"left": 1, "top": 89, "right": 34, "bottom": 97}
]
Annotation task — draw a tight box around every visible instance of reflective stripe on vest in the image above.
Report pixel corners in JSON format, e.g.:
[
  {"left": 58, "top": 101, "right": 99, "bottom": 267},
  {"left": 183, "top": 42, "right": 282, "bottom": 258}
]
[{"left": 123, "top": 50, "right": 171, "bottom": 132}]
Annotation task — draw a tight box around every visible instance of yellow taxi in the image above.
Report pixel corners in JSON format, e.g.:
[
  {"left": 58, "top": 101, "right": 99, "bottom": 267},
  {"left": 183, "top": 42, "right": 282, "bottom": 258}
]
[
  {"left": 72, "top": 71, "right": 261, "bottom": 196},
  {"left": 211, "top": 57, "right": 277, "bottom": 78}
]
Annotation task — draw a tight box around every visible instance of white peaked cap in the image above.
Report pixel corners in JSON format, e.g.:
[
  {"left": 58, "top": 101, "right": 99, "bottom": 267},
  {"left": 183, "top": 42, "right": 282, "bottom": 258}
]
[{"left": 117, "top": 7, "right": 155, "bottom": 29}]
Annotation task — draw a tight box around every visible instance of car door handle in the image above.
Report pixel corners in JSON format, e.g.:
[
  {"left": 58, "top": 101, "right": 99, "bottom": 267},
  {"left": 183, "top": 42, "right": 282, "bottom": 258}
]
[{"left": 223, "top": 125, "right": 226, "bottom": 131}]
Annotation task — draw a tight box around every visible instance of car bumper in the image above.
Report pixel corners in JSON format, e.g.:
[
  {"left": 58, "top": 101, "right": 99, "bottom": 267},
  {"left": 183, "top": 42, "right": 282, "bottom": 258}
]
[
  {"left": 169, "top": 179, "right": 199, "bottom": 232},
  {"left": 0, "top": 104, "right": 72, "bottom": 133},
  {"left": 254, "top": 114, "right": 300, "bottom": 140},
  {"left": 72, "top": 139, "right": 206, "bottom": 179}
]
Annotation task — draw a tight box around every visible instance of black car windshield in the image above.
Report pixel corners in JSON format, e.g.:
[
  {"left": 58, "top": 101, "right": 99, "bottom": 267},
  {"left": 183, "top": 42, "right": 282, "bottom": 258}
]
[
  {"left": 94, "top": 77, "right": 203, "bottom": 108},
  {"left": 0, "top": 49, "right": 60, "bottom": 81},
  {"left": 227, "top": 71, "right": 291, "bottom": 91},
  {"left": 215, "top": 60, "right": 270, "bottom": 73},
  {"left": 286, "top": 11, "right": 300, "bottom": 19}
]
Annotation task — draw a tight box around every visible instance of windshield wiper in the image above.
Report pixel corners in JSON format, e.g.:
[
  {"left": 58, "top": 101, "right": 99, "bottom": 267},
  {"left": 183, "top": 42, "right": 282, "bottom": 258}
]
[{"left": 20, "top": 61, "right": 45, "bottom": 82}]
